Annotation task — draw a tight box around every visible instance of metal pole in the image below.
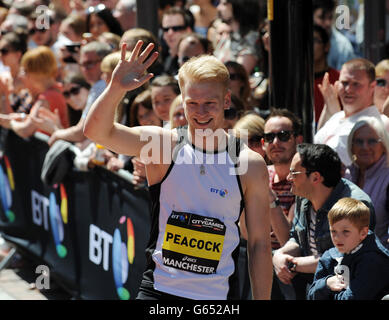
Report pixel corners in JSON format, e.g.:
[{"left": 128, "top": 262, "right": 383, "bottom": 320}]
[
  {"left": 136, "top": 0, "right": 159, "bottom": 38},
  {"left": 268, "top": 0, "right": 314, "bottom": 142},
  {"left": 364, "top": 0, "right": 386, "bottom": 64}
]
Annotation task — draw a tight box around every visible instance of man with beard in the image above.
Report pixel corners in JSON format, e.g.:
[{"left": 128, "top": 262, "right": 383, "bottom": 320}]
[
  {"left": 263, "top": 108, "right": 303, "bottom": 249},
  {"left": 262, "top": 108, "right": 303, "bottom": 299}
]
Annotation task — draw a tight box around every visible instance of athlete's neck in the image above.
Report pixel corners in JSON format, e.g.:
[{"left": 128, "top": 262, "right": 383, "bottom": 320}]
[{"left": 188, "top": 128, "right": 228, "bottom": 152}]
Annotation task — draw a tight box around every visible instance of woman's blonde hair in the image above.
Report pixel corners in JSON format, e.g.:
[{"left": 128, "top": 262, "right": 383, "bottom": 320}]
[
  {"left": 328, "top": 198, "right": 370, "bottom": 230},
  {"left": 178, "top": 54, "right": 229, "bottom": 94},
  {"left": 233, "top": 112, "right": 265, "bottom": 139},
  {"left": 101, "top": 50, "right": 131, "bottom": 73},
  {"left": 169, "top": 95, "right": 183, "bottom": 129},
  {"left": 375, "top": 59, "right": 389, "bottom": 78},
  {"left": 21, "top": 46, "right": 57, "bottom": 77}
]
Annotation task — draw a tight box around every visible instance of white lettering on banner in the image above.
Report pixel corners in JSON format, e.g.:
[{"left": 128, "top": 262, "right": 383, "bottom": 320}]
[
  {"left": 31, "top": 190, "right": 50, "bottom": 231},
  {"left": 89, "top": 224, "right": 113, "bottom": 271}
]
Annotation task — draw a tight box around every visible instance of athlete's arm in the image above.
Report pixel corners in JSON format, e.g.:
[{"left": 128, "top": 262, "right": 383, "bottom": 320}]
[
  {"left": 241, "top": 148, "right": 273, "bottom": 300},
  {"left": 83, "top": 40, "right": 162, "bottom": 157}
]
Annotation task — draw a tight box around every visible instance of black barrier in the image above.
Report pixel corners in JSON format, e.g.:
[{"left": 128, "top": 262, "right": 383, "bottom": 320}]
[{"left": 0, "top": 130, "right": 151, "bottom": 299}]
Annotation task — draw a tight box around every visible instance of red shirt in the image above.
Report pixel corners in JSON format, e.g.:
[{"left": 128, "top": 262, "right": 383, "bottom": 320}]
[
  {"left": 268, "top": 165, "right": 295, "bottom": 249},
  {"left": 314, "top": 68, "right": 340, "bottom": 124}
]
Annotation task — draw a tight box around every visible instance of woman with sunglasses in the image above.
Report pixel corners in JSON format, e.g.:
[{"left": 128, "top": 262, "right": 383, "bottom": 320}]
[
  {"left": 86, "top": 4, "right": 123, "bottom": 40},
  {"left": 345, "top": 116, "right": 389, "bottom": 249},
  {"left": 374, "top": 59, "right": 389, "bottom": 117},
  {"left": 62, "top": 73, "right": 91, "bottom": 125}
]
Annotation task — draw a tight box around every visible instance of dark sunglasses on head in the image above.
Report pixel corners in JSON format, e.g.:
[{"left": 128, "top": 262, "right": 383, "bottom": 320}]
[
  {"left": 86, "top": 3, "right": 107, "bottom": 15},
  {"left": 224, "top": 108, "right": 238, "bottom": 120},
  {"left": 264, "top": 130, "right": 293, "bottom": 143},
  {"left": 63, "top": 86, "right": 81, "bottom": 98},
  {"left": 162, "top": 25, "right": 187, "bottom": 33},
  {"left": 29, "top": 28, "right": 48, "bottom": 35},
  {"left": 376, "top": 78, "right": 388, "bottom": 87}
]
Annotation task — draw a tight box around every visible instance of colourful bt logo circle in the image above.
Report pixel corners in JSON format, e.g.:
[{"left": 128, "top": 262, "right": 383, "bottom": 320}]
[
  {"left": 112, "top": 216, "right": 135, "bottom": 300},
  {"left": 48, "top": 183, "right": 68, "bottom": 258},
  {"left": 219, "top": 189, "right": 228, "bottom": 198},
  {"left": 0, "top": 155, "right": 15, "bottom": 222}
]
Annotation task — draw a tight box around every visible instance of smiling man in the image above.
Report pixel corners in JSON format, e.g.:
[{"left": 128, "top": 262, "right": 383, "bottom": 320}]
[
  {"left": 272, "top": 143, "right": 375, "bottom": 300},
  {"left": 315, "top": 58, "right": 389, "bottom": 167},
  {"left": 83, "top": 41, "right": 272, "bottom": 300}
]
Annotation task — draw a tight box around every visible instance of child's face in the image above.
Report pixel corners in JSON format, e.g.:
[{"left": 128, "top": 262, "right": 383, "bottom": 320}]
[{"left": 330, "top": 219, "right": 368, "bottom": 254}]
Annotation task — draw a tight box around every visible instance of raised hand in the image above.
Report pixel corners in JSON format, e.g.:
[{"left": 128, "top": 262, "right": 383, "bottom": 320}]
[
  {"left": 110, "top": 40, "right": 159, "bottom": 92},
  {"left": 318, "top": 72, "right": 341, "bottom": 116}
]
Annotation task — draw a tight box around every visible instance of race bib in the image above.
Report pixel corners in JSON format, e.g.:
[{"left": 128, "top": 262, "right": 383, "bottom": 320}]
[{"left": 162, "top": 211, "right": 226, "bottom": 274}]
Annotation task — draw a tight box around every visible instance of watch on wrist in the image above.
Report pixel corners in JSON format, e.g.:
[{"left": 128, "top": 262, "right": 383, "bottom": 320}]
[{"left": 270, "top": 197, "right": 280, "bottom": 209}]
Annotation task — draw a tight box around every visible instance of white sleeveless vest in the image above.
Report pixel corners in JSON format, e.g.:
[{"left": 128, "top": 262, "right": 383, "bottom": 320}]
[{"left": 148, "top": 131, "right": 244, "bottom": 300}]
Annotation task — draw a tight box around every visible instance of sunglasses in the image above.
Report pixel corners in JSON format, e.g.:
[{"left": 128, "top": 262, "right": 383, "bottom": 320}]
[
  {"left": 0, "top": 48, "right": 10, "bottom": 55},
  {"left": 376, "top": 78, "right": 388, "bottom": 87},
  {"left": 289, "top": 169, "right": 313, "bottom": 179},
  {"left": 264, "top": 130, "right": 293, "bottom": 143},
  {"left": 224, "top": 108, "right": 239, "bottom": 120},
  {"left": 29, "top": 28, "right": 48, "bottom": 35},
  {"left": 162, "top": 25, "right": 187, "bottom": 33},
  {"left": 352, "top": 138, "right": 382, "bottom": 147},
  {"left": 63, "top": 86, "right": 81, "bottom": 98}
]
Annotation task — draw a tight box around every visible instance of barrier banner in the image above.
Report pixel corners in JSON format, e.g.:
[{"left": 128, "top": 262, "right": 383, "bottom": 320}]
[
  {"left": 0, "top": 130, "right": 152, "bottom": 299},
  {"left": 72, "top": 166, "right": 151, "bottom": 300},
  {"left": 0, "top": 130, "right": 79, "bottom": 294}
]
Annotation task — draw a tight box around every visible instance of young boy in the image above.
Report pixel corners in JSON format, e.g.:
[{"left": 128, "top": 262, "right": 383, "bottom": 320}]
[{"left": 307, "top": 197, "right": 389, "bottom": 300}]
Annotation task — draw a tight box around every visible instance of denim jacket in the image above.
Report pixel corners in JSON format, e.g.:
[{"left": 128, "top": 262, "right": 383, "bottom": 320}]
[{"left": 289, "top": 178, "right": 376, "bottom": 257}]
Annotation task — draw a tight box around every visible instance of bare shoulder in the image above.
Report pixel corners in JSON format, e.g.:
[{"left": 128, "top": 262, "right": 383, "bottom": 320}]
[
  {"left": 238, "top": 145, "right": 269, "bottom": 193},
  {"left": 143, "top": 127, "right": 180, "bottom": 185}
]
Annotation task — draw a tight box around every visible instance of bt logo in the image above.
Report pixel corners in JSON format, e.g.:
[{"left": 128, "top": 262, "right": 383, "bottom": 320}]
[
  {"left": 0, "top": 155, "right": 15, "bottom": 222},
  {"left": 210, "top": 187, "right": 228, "bottom": 198},
  {"left": 89, "top": 216, "right": 135, "bottom": 300},
  {"left": 32, "top": 184, "right": 68, "bottom": 258}
]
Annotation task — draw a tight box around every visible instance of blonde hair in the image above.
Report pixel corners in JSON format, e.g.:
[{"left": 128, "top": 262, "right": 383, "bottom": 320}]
[
  {"left": 100, "top": 50, "right": 130, "bottom": 73},
  {"left": 375, "top": 59, "right": 389, "bottom": 78},
  {"left": 98, "top": 32, "right": 122, "bottom": 51},
  {"left": 233, "top": 113, "right": 265, "bottom": 139},
  {"left": 21, "top": 46, "right": 57, "bottom": 77},
  {"left": 328, "top": 198, "right": 370, "bottom": 230},
  {"left": 178, "top": 54, "right": 229, "bottom": 94},
  {"left": 169, "top": 94, "right": 183, "bottom": 129}
]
